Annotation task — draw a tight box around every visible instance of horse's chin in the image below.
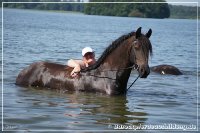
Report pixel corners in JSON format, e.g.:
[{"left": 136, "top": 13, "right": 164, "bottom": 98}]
[
  {"left": 136, "top": 64, "right": 150, "bottom": 78},
  {"left": 139, "top": 70, "right": 150, "bottom": 78},
  {"left": 140, "top": 74, "right": 148, "bottom": 78}
]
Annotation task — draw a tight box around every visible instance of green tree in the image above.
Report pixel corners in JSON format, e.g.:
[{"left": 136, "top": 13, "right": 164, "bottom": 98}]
[{"left": 84, "top": 0, "right": 170, "bottom": 18}]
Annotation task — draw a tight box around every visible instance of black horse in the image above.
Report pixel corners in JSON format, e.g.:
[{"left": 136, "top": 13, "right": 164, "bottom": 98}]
[
  {"left": 16, "top": 27, "right": 153, "bottom": 95},
  {"left": 151, "top": 64, "right": 182, "bottom": 75}
]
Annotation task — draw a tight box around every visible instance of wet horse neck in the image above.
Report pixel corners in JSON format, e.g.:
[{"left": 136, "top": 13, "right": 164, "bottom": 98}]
[
  {"left": 99, "top": 40, "right": 133, "bottom": 71},
  {"left": 96, "top": 41, "right": 133, "bottom": 93}
]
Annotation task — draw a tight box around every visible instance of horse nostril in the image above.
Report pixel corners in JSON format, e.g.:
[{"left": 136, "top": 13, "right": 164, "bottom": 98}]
[
  {"left": 141, "top": 68, "right": 144, "bottom": 73},
  {"left": 138, "top": 65, "right": 150, "bottom": 78},
  {"left": 138, "top": 68, "right": 144, "bottom": 77}
]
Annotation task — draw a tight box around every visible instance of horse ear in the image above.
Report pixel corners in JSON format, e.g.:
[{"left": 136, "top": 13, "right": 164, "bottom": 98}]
[
  {"left": 136, "top": 27, "right": 142, "bottom": 39},
  {"left": 145, "top": 29, "right": 152, "bottom": 38}
]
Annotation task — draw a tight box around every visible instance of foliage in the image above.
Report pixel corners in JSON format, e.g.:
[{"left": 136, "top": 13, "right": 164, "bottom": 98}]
[
  {"left": 169, "top": 5, "right": 199, "bottom": 19},
  {"left": 84, "top": 0, "right": 170, "bottom": 18},
  {"left": 2, "top": 1, "right": 84, "bottom": 12},
  {"left": 1, "top": 0, "right": 199, "bottom": 19}
]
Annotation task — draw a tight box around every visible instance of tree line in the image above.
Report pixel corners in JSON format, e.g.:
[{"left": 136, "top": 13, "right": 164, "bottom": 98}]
[
  {"left": 169, "top": 5, "right": 199, "bottom": 19},
  {"left": 2, "top": 0, "right": 170, "bottom": 19},
  {"left": 2, "top": 0, "right": 199, "bottom": 19},
  {"left": 84, "top": 0, "right": 170, "bottom": 18},
  {"left": 3, "top": 1, "right": 84, "bottom": 12}
]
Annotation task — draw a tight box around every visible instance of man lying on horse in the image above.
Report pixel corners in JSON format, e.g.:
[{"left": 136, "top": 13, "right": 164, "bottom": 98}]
[{"left": 67, "top": 47, "right": 96, "bottom": 77}]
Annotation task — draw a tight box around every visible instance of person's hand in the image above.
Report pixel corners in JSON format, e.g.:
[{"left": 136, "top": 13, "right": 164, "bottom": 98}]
[{"left": 70, "top": 65, "right": 81, "bottom": 77}]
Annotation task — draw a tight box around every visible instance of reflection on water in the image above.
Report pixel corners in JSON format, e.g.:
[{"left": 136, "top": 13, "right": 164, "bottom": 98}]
[
  {"left": 65, "top": 92, "right": 148, "bottom": 126},
  {"left": 8, "top": 86, "right": 148, "bottom": 130}
]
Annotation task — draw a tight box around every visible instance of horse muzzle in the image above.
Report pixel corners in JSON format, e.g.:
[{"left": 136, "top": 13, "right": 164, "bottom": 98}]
[{"left": 137, "top": 65, "right": 150, "bottom": 78}]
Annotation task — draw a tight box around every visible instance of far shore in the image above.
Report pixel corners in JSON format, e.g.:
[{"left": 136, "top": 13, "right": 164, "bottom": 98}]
[{"left": 3, "top": 7, "right": 84, "bottom": 15}]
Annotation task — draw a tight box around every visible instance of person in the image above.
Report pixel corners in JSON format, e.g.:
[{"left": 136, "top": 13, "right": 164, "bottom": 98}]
[{"left": 67, "top": 47, "right": 96, "bottom": 77}]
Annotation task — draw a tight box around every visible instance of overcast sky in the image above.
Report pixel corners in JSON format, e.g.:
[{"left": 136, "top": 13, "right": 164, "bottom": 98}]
[
  {"left": 166, "top": 0, "right": 199, "bottom": 6},
  {"left": 83, "top": 0, "right": 199, "bottom": 7}
]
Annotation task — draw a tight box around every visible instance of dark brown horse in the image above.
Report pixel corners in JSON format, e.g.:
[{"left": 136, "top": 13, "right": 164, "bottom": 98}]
[
  {"left": 151, "top": 64, "right": 182, "bottom": 75},
  {"left": 16, "top": 27, "right": 153, "bottom": 95}
]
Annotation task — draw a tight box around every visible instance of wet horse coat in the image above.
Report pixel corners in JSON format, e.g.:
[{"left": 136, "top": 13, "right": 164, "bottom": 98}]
[
  {"left": 151, "top": 64, "right": 182, "bottom": 75},
  {"left": 16, "top": 27, "right": 153, "bottom": 95}
]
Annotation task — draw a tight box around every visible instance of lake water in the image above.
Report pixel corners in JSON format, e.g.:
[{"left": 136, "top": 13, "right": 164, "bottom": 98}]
[{"left": 1, "top": 8, "right": 199, "bottom": 131}]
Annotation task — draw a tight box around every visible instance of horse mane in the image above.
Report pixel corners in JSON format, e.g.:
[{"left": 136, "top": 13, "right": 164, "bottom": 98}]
[
  {"left": 140, "top": 34, "right": 153, "bottom": 60},
  {"left": 81, "top": 31, "right": 135, "bottom": 72}
]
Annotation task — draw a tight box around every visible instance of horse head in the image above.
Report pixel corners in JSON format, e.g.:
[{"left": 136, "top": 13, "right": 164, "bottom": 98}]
[{"left": 130, "top": 27, "right": 152, "bottom": 78}]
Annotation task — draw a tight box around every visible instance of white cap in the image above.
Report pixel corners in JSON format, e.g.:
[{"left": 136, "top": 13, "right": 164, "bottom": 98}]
[{"left": 82, "top": 47, "right": 94, "bottom": 56}]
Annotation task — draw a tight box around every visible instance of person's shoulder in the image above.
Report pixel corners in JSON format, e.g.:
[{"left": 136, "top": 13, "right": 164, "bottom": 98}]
[
  {"left": 67, "top": 59, "right": 84, "bottom": 66},
  {"left": 75, "top": 60, "right": 85, "bottom": 68},
  {"left": 74, "top": 59, "right": 84, "bottom": 63}
]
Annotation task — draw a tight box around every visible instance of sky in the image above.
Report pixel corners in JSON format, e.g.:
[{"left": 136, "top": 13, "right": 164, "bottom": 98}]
[
  {"left": 166, "top": 0, "right": 199, "bottom": 6},
  {"left": 82, "top": 0, "right": 199, "bottom": 6}
]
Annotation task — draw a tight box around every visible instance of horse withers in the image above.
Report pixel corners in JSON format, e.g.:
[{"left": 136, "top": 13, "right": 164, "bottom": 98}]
[{"left": 16, "top": 27, "right": 153, "bottom": 95}]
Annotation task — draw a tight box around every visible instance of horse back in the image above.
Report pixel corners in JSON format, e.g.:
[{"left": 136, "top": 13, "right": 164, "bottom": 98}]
[{"left": 16, "top": 61, "right": 73, "bottom": 87}]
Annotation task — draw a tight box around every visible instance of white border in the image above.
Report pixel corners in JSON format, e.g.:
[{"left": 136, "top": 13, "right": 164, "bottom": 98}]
[
  {"left": 1, "top": 1, "right": 199, "bottom": 132},
  {"left": 1, "top": 2, "right": 3, "bottom": 132},
  {"left": 2, "top": 1, "right": 199, "bottom": 4}
]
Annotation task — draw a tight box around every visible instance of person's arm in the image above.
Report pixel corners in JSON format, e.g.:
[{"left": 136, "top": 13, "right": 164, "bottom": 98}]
[{"left": 67, "top": 59, "right": 85, "bottom": 77}]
